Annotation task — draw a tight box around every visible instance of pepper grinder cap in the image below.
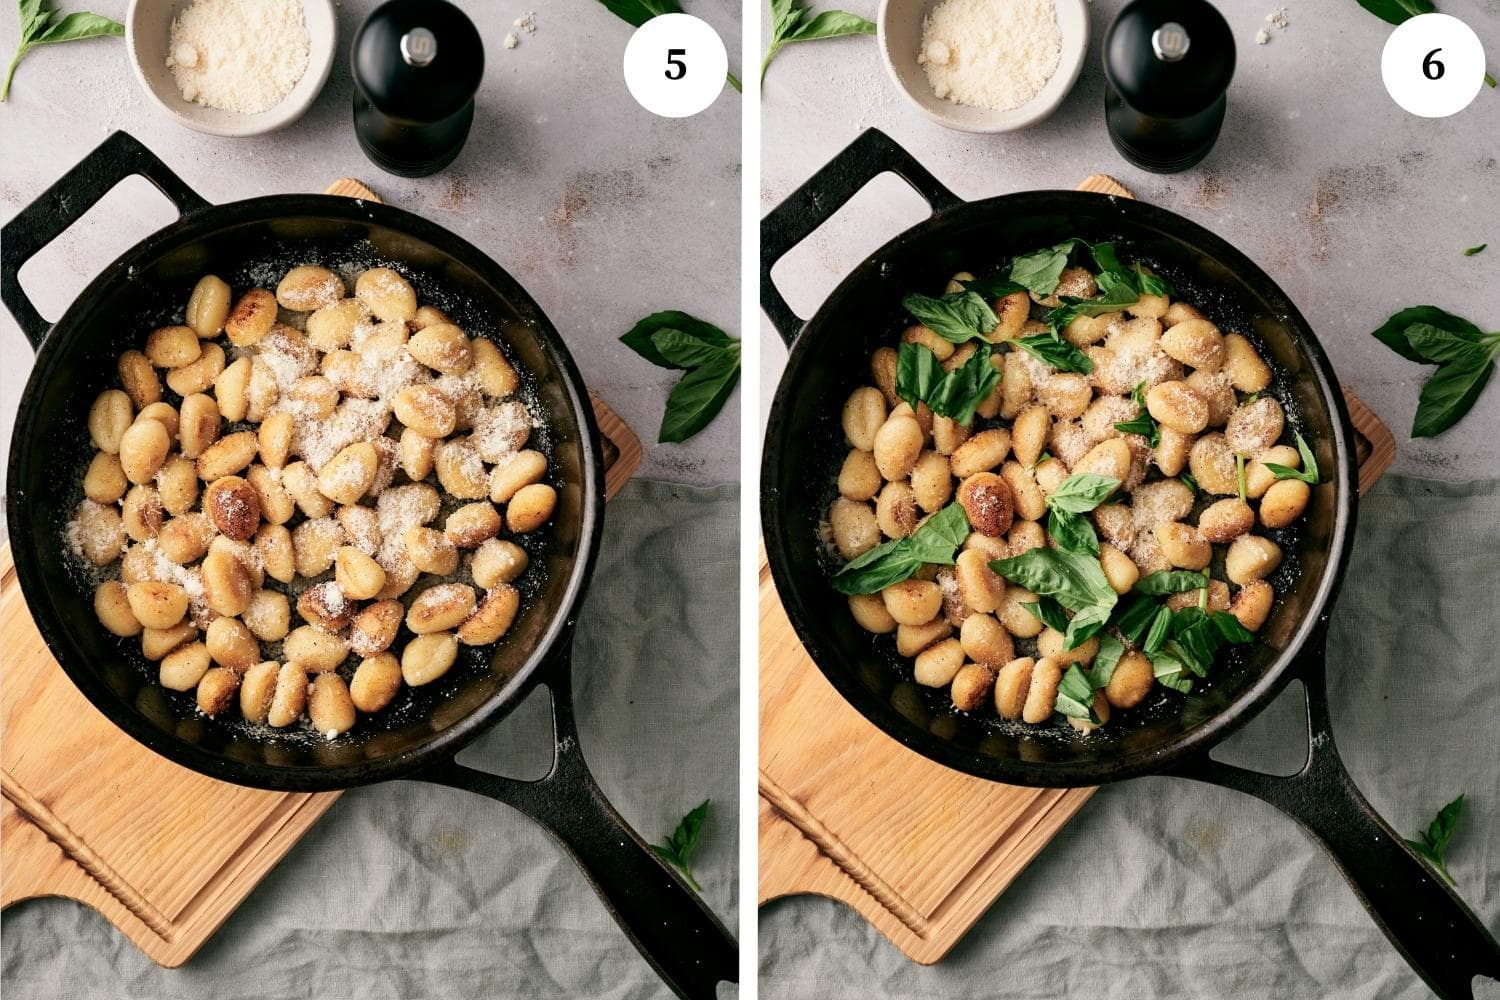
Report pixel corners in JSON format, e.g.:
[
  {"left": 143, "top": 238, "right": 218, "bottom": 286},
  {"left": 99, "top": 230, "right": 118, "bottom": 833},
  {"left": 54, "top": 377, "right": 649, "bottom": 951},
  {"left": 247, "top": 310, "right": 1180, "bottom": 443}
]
[
  {"left": 1104, "top": 0, "right": 1235, "bottom": 120},
  {"left": 352, "top": 0, "right": 484, "bottom": 124}
]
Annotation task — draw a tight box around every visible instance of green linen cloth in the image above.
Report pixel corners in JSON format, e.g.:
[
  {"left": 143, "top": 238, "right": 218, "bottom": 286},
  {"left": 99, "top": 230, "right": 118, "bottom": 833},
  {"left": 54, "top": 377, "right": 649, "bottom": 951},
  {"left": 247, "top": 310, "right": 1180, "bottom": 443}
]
[
  {"left": 1, "top": 480, "right": 739, "bottom": 1000},
  {"left": 761, "top": 474, "right": 1499, "bottom": 999}
]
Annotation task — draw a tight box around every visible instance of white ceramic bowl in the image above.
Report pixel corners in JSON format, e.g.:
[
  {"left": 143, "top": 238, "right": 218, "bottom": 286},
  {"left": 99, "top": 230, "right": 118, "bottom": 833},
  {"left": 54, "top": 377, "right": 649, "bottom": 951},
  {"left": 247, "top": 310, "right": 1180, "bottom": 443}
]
[
  {"left": 878, "top": 0, "right": 1089, "bottom": 133},
  {"left": 126, "top": 0, "right": 337, "bottom": 137}
]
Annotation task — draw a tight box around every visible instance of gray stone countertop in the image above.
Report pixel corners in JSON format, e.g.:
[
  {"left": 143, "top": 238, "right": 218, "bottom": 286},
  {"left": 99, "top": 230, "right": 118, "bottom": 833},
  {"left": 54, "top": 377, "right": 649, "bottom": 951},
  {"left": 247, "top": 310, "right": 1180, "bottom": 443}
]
[
  {"left": 0, "top": 0, "right": 744, "bottom": 535},
  {"left": 759, "top": 0, "right": 1500, "bottom": 479}
]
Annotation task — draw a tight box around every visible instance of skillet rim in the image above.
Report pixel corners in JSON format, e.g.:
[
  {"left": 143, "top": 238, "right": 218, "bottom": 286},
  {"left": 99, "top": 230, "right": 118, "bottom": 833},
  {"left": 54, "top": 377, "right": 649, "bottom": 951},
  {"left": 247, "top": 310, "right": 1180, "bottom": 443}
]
[
  {"left": 6, "top": 193, "right": 606, "bottom": 792},
  {"left": 761, "top": 188, "right": 1358, "bottom": 787}
]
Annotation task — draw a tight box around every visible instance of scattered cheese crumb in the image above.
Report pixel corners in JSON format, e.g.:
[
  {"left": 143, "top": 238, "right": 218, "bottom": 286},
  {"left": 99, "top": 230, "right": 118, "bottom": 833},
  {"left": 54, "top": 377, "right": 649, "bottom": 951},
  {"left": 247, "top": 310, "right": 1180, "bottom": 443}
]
[
  {"left": 918, "top": 0, "right": 1062, "bottom": 112},
  {"left": 1257, "top": 7, "right": 1288, "bottom": 45},
  {"left": 504, "top": 11, "right": 535, "bottom": 50}
]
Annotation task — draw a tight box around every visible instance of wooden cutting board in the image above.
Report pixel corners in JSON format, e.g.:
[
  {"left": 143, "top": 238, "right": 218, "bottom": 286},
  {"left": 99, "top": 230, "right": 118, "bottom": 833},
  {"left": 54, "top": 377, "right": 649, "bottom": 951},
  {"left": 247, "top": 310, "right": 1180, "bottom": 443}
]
[
  {"left": 758, "top": 174, "right": 1399, "bottom": 964},
  {"left": 0, "top": 179, "right": 645, "bottom": 967}
]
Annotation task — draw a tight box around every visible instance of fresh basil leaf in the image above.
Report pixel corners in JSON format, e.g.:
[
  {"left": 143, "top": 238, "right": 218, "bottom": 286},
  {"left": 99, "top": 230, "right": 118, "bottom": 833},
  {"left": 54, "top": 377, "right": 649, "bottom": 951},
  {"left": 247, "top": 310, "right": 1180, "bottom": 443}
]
[
  {"left": 598, "top": 0, "right": 680, "bottom": 27},
  {"left": 1092, "top": 634, "right": 1125, "bottom": 687},
  {"left": 1170, "top": 617, "right": 1219, "bottom": 676},
  {"left": 830, "top": 538, "right": 924, "bottom": 596},
  {"left": 961, "top": 275, "right": 1026, "bottom": 298},
  {"left": 1087, "top": 242, "right": 1126, "bottom": 276},
  {"left": 1179, "top": 472, "right": 1199, "bottom": 494},
  {"left": 899, "top": 342, "right": 1001, "bottom": 424},
  {"left": 1463, "top": 244, "right": 1487, "bottom": 257},
  {"left": 1426, "top": 793, "right": 1465, "bottom": 855},
  {"left": 1113, "top": 381, "right": 1160, "bottom": 447},
  {"left": 2, "top": 1, "right": 122, "bottom": 101},
  {"left": 1022, "top": 596, "right": 1071, "bottom": 634},
  {"left": 650, "top": 798, "right": 709, "bottom": 891},
  {"left": 1063, "top": 602, "right": 1112, "bottom": 650},
  {"left": 1371, "top": 306, "right": 1486, "bottom": 364},
  {"left": 1046, "top": 473, "right": 1122, "bottom": 513},
  {"left": 1134, "top": 569, "right": 1209, "bottom": 596},
  {"left": 905, "top": 503, "right": 972, "bottom": 561},
  {"left": 991, "top": 548, "right": 1117, "bottom": 628},
  {"left": 1266, "top": 431, "right": 1320, "bottom": 485},
  {"left": 895, "top": 342, "right": 942, "bottom": 412},
  {"left": 1054, "top": 284, "right": 1140, "bottom": 321},
  {"left": 831, "top": 503, "right": 970, "bottom": 595},
  {"left": 1212, "top": 611, "right": 1256, "bottom": 644},
  {"left": 651, "top": 328, "right": 738, "bottom": 369},
  {"left": 1406, "top": 793, "right": 1464, "bottom": 886},
  {"left": 1162, "top": 638, "right": 1209, "bottom": 678},
  {"left": 1295, "top": 431, "right": 1319, "bottom": 483},
  {"left": 1054, "top": 664, "right": 1099, "bottom": 722},
  {"left": 902, "top": 290, "right": 998, "bottom": 343},
  {"left": 1406, "top": 323, "right": 1495, "bottom": 365},
  {"left": 1009, "top": 241, "right": 1078, "bottom": 297},
  {"left": 1413, "top": 358, "right": 1494, "bottom": 438},
  {"left": 1047, "top": 507, "right": 1099, "bottom": 556},
  {"left": 1142, "top": 604, "right": 1173, "bottom": 655},
  {"left": 1150, "top": 649, "right": 1194, "bottom": 693},
  {"left": 1012, "top": 334, "right": 1094, "bottom": 374},
  {"left": 1134, "top": 264, "right": 1172, "bottom": 296},
  {"left": 1355, "top": 0, "right": 1435, "bottom": 25},
  {"left": 762, "top": 0, "right": 875, "bottom": 79},
  {"left": 659, "top": 353, "right": 739, "bottom": 443},
  {"left": 928, "top": 350, "right": 1001, "bottom": 424},
  {"left": 1113, "top": 595, "right": 1159, "bottom": 644},
  {"left": 622, "top": 310, "right": 734, "bottom": 369}
]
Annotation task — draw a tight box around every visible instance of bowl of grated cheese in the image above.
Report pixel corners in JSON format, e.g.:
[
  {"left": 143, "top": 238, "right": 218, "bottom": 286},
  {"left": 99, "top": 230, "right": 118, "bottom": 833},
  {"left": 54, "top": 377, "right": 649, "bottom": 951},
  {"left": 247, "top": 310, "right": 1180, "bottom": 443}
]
[
  {"left": 878, "top": 0, "right": 1088, "bottom": 133},
  {"left": 126, "top": 0, "right": 337, "bottom": 137}
]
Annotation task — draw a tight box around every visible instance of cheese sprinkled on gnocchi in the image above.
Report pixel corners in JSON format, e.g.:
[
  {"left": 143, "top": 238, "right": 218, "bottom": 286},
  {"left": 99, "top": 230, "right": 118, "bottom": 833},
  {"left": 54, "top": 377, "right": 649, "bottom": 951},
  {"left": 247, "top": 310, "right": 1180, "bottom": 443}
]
[{"left": 66, "top": 265, "right": 559, "bottom": 738}]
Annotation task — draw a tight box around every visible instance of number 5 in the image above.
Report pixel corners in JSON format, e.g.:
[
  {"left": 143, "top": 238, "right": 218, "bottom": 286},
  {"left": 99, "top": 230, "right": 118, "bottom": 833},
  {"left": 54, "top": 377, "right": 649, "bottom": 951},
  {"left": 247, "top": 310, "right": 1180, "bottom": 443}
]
[
  {"left": 665, "top": 48, "right": 686, "bottom": 80},
  {"left": 1423, "top": 47, "right": 1444, "bottom": 80}
]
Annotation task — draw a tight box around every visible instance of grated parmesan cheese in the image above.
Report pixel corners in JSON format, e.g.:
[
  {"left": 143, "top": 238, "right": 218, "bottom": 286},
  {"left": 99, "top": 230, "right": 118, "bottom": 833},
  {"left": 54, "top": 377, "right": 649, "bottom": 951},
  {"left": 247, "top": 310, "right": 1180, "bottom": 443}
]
[
  {"left": 917, "top": 0, "right": 1062, "bottom": 112},
  {"left": 167, "top": 0, "right": 310, "bottom": 115}
]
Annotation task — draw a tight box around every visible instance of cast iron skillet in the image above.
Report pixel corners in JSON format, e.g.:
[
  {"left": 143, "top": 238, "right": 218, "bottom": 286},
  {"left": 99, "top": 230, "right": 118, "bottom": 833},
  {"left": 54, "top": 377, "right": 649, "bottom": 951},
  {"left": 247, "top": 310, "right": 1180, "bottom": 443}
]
[
  {"left": 760, "top": 129, "right": 1499, "bottom": 999},
  {"left": 1, "top": 132, "right": 735, "bottom": 1000}
]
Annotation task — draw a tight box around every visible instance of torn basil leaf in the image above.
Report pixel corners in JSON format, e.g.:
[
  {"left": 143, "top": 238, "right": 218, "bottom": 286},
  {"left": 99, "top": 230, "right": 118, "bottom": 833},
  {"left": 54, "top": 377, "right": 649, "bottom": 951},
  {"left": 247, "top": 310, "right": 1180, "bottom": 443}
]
[
  {"left": 1133, "top": 569, "right": 1209, "bottom": 596},
  {"left": 1012, "top": 333, "right": 1094, "bottom": 374},
  {"left": 896, "top": 341, "right": 1001, "bottom": 425},
  {"left": 1055, "top": 664, "right": 1099, "bottom": 722},
  {"left": 902, "top": 290, "right": 998, "bottom": 343},
  {"left": 831, "top": 503, "right": 970, "bottom": 595}
]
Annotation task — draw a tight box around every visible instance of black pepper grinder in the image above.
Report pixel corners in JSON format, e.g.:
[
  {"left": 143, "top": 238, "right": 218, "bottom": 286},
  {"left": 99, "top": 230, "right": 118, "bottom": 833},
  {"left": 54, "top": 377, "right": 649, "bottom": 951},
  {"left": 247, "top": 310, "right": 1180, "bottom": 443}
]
[
  {"left": 1103, "top": 0, "right": 1235, "bottom": 174},
  {"left": 351, "top": 0, "right": 484, "bottom": 178}
]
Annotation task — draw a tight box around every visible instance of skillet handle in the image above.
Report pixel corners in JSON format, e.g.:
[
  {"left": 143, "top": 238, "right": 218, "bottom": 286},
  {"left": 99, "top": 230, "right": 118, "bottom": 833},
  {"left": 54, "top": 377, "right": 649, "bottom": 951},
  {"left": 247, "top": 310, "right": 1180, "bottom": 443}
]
[
  {"left": 0, "top": 131, "right": 210, "bottom": 348},
  {"left": 415, "top": 642, "right": 737, "bottom": 1000},
  {"left": 1168, "top": 651, "right": 1500, "bottom": 999},
  {"left": 760, "top": 127, "right": 962, "bottom": 345}
]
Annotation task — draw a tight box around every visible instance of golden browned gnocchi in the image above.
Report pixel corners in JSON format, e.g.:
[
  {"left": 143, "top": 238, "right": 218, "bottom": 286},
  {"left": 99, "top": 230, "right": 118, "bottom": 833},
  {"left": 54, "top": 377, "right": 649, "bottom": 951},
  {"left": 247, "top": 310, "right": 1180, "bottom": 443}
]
[
  {"left": 66, "top": 262, "right": 560, "bottom": 738},
  {"left": 826, "top": 251, "right": 1318, "bottom": 733}
]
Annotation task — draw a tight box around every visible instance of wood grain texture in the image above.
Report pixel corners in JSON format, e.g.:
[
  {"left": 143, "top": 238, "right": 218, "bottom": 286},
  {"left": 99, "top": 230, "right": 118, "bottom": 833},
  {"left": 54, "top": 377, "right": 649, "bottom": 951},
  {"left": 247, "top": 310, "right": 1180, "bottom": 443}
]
[
  {"left": 758, "top": 171, "right": 1398, "bottom": 965},
  {"left": 0, "top": 173, "right": 643, "bottom": 967}
]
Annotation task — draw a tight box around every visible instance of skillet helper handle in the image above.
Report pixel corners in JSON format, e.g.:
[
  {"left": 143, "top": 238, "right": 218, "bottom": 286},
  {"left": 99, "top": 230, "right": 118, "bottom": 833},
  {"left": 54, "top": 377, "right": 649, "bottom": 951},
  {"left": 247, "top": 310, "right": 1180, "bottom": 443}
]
[
  {"left": 0, "top": 131, "right": 210, "bottom": 348},
  {"left": 760, "top": 127, "right": 962, "bottom": 345},
  {"left": 1170, "top": 653, "right": 1500, "bottom": 1000},
  {"left": 418, "top": 645, "right": 737, "bottom": 1000}
]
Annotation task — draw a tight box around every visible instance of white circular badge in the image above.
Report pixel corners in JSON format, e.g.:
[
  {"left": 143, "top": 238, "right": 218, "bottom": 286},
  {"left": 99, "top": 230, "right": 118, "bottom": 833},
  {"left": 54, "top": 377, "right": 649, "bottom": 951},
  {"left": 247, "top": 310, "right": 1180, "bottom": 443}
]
[
  {"left": 1381, "top": 13, "right": 1487, "bottom": 118},
  {"left": 622, "top": 13, "right": 728, "bottom": 118}
]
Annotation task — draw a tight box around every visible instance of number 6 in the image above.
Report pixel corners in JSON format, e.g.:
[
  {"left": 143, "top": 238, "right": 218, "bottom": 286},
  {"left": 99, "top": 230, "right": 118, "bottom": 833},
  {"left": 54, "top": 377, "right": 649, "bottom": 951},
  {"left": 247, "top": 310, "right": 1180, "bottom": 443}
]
[
  {"left": 665, "top": 48, "right": 686, "bottom": 80},
  {"left": 1423, "top": 47, "right": 1444, "bottom": 80}
]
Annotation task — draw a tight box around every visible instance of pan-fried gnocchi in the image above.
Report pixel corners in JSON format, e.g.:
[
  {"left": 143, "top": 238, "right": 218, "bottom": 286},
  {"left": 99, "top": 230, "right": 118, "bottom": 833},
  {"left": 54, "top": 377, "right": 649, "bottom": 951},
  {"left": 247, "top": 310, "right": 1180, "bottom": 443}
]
[
  {"left": 827, "top": 252, "right": 1317, "bottom": 732},
  {"left": 65, "top": 263, "right": 561, "bottom": 738}
]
